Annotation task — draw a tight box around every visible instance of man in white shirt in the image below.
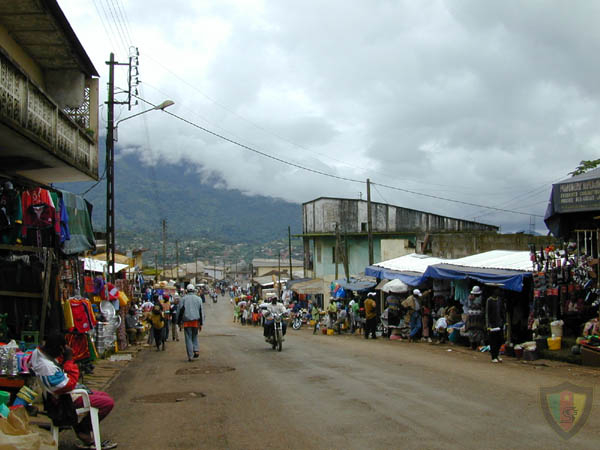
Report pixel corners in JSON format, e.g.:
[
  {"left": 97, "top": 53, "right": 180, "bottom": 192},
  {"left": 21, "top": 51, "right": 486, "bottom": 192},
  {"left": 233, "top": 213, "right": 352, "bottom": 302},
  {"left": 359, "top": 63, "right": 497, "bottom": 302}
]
[{"left": 263, "top": 296, "right": 287, "bottom": 340}]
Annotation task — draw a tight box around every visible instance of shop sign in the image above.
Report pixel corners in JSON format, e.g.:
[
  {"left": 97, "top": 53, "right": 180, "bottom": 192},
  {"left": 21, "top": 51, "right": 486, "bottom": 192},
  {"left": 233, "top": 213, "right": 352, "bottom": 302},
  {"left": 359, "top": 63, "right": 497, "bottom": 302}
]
[
  {"left": 539, "top": 382, "right": 594, "bottom": 440},
  {"left": 556, "top": 179, "right": 600, "bottom": 213}
]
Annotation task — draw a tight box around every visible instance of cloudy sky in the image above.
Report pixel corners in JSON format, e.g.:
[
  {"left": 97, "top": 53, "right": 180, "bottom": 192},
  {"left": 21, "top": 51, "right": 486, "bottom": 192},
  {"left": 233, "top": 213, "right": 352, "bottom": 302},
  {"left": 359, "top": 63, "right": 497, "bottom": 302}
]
[{"left": 59, "top": 0, "right": 600, "bottom": 233}]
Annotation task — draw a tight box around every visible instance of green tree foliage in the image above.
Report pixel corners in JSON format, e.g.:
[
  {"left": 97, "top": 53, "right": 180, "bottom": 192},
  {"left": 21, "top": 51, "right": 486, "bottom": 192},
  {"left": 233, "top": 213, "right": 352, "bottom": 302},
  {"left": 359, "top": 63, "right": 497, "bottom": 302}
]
[{"left": 569, "top": 159, "right": 600, "bottom": 176}]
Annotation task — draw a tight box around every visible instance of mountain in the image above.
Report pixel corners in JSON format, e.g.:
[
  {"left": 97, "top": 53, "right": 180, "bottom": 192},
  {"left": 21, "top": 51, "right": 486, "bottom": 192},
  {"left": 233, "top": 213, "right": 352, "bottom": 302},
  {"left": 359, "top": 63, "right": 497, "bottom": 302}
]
[{"left": 58, "top": 148, "right": 303, "bottom": 249}]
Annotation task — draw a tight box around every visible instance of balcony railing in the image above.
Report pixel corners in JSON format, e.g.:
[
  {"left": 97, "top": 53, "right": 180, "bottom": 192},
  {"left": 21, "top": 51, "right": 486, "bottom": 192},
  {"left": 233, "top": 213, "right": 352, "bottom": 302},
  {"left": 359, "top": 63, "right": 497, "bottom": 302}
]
[{"left": 0, "top": 50, "right": 98, "bottom": 179}]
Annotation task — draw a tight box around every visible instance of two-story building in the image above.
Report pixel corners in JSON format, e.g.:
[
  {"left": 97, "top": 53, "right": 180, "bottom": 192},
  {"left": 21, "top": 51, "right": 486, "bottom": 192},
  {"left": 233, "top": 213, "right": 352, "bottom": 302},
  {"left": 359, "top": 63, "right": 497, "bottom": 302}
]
[
  {"left": 1, "top": 0, "right": 99, "bottom": 184},
  {"left": 298, "top": 197, "right": 499, "bottom": 282},
  {"left": 251, "top": 258, "right": 304, "bottom": 277}
]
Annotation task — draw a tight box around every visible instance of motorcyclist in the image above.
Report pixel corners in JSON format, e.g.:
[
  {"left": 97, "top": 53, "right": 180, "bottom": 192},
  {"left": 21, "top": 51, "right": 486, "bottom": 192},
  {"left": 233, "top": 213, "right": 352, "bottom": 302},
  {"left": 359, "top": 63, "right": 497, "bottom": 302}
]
[{"left": 263, "top": 296, "right": 287, "bottom": 341}]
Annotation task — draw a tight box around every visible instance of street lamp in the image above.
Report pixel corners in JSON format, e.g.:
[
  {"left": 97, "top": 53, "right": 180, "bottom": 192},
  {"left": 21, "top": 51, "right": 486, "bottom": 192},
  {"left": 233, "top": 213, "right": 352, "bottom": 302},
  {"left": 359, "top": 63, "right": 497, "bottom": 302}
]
[
  {"left": 105, "top": 97, "right": 174, "bottom": 281},
  {"left": 114, "top": 100, "right": 174, "bottom": 141}
]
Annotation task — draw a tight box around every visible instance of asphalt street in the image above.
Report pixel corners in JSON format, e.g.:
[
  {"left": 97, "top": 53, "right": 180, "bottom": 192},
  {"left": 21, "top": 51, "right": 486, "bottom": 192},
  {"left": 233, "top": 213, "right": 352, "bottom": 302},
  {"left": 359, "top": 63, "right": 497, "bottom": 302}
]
[{"left": 61, "top": 295, "right": 599, "bottom": 449}]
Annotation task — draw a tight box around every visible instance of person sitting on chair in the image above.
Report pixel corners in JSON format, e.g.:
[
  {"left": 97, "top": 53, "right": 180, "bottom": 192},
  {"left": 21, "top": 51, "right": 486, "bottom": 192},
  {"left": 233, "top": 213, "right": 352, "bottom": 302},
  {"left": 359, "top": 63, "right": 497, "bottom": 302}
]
[{"left": 26, "top": 332, "right": 117, "bottom": 449}]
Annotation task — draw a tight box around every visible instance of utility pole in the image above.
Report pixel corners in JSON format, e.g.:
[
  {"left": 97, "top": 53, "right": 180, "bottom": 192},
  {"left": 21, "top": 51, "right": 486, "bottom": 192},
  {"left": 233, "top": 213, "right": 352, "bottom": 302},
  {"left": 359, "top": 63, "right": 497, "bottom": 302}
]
[
  {"left": 288, "top": 226, "right": 293, "bottom": 280},
  {"left": 105, "top": 52, "right": 135, "bottom": 282},
  {"left": 367, "top": 178, "right": 374, "bottom": 266},
  {"left": 154, "top": 252, "right": 158, "bottom": 280},
  {"left": 235, "top": 259, "right": 238, "bottom": 282},
  {"left": 213, "top": 261, "right": 216, "bottom": 282},
  {"left": 105, "top": 53, "right": 116, "bottom": 282},
  {"left": 335, "top": 223, "right": 340, "bottom": 280},
  {"left": 343, "top": 229, "right": 350, "bottom": 282},
  {"left": 195, "top": 249, "right": 198, "bottom": 282},
  {"left": 162, "top": 219, "right": 167, "bottom": 281},
  {"left": 277, "top": 250, "right": 281, "bottom": 299},
  {"left": 175, "top": 240, "right": 180, "bottom": 283}
]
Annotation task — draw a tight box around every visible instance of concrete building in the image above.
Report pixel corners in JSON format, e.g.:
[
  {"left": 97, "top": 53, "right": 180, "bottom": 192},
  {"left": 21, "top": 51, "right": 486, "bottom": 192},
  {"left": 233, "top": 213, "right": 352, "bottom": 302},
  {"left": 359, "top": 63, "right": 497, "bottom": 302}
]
[
  {"left": 251, "top": 258, "right": 304, "bottom": 277},
  {"left": 299, "top": 197, "right": 498, "bottom": 280},
  {"left": 0, "top": 0, "right": 99, "bottom": 183}
]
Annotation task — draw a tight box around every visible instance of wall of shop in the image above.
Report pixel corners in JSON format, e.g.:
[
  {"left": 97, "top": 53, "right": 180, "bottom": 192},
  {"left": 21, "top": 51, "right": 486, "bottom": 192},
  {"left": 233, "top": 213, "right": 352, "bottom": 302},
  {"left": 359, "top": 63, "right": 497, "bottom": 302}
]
[
  {"left": 429, "top": 232, "right": 560, "bottom": 259},
  {"left": 312, "top": 236, "right": 383, "bottom": 279}
]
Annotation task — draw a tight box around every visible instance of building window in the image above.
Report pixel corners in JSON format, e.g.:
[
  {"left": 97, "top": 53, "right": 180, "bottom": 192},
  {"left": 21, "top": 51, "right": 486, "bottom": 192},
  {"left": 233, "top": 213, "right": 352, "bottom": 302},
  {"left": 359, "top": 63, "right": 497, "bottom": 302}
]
[
  {"left": 317, "top": 244, "right": 322, "bottom": 263},
  {"left": 361, "top": 222, "right": 367, "bottom": 232}
]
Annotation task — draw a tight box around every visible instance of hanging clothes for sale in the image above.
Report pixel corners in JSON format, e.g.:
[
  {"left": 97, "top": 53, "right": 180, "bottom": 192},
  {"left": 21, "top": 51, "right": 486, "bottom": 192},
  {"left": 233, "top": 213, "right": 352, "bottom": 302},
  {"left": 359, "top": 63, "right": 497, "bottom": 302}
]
[
  {"left": 59, "top": 190, "right": 95, "bottom": 255},
  {"left": 50, "top": 191, "right": 70, "bottom": 244},
  {"left": 68, "top": 297, "right": 97, "bottom": 333},
  {"left": 0, "top": 181, "right": 23, "bottom": 244},
  {"left": 21, "top": 187, "right": 60, "bottom": 247}
]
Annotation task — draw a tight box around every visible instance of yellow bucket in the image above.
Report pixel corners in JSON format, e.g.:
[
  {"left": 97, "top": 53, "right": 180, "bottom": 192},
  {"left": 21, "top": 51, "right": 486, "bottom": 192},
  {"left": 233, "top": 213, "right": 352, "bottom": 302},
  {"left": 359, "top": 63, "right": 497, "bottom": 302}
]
[
  {"left": 309, "top": 320, "right": 316, "bottom": 326},
  {"left": 327, "top": 328, "right": 334, "bottom": 336},
  {"left": 547, "top": 337, "right": 561, "bottom": 351}
]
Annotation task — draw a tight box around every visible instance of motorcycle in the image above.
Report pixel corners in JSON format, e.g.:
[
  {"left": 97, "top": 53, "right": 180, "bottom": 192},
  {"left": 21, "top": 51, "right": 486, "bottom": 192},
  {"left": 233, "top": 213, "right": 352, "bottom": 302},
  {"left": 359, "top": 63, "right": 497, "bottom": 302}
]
[
  {"left": 266, "top": 312, "right": 286, "bottom": 351},
  {"left": 212, "top": 293, "right": 218, "bottom": 303},
  {"left": 291, "top": 308, "right": 307, "bottom": 330}
]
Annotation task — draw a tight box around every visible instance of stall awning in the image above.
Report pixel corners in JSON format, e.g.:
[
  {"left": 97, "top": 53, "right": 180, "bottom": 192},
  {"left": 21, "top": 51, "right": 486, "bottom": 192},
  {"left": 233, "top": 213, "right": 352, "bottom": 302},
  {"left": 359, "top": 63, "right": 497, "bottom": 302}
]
[
  {"left": 420, "top": 264, "right": 530, "bottom": 292},
  {"left": 82, "top": 258, "right": 128, "bottom": 274},
  {"left": 365, "top": 250, "right": 533, "bottom": 291},
  {"left": 290, "top": 278, "right": 324, "bottom": 295},
  {"left": 333, "top": 277, "right": 377, "bottom": 292}
]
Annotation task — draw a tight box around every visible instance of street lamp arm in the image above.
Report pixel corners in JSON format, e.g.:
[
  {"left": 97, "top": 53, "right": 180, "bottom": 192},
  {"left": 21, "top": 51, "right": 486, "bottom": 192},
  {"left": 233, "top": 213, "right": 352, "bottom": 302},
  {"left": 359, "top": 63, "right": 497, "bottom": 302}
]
[{"left": 114, "top": 99, "right": 174, "bottom": 141}]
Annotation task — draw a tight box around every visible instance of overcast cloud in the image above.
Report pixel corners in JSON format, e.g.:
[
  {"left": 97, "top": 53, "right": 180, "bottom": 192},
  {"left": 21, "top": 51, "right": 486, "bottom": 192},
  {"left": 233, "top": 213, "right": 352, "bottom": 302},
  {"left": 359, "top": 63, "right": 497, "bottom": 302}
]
[{"left": 59, "top": 0, "right": 600, "bottom": 232}]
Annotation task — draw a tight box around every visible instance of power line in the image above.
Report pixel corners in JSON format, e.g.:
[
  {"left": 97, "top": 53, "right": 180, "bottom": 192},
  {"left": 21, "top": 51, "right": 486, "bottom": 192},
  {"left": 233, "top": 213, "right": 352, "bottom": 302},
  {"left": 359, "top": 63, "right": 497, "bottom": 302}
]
[
  {"left": 112, "top": 0, "right": 134, "bottom": 45},
  {"left": 89, "top": 0, "right": 121, "bottom": 55},
  {"left": 132, "top": 94, "right": 545, "bottom": 219},
  {"left": 103, "top": 0, "right": 130, "bottom": 53},
  {"left": 142, "top": 52, "right": 525, "bottom": 195}
]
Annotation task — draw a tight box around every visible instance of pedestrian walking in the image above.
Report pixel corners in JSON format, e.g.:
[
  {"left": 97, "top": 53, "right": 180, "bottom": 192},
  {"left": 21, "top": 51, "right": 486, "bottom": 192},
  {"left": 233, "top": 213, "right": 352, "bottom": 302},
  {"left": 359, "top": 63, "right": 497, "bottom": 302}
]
[
  {"left": 178, "top": 284, "right": 204, "bottom": 362},
  {"left": 171, "top": 295, "right": 180, "bottom": 341},
  {"left": 160, "top": 295, "right": 171, "bottom": 342},
  {"left": 149, "top": 304, "right": 166, "bottom": 351},
  {"left": 486, "top": 288, "right": 506, "bottom": 363},
  {"left": 364, "top": 292, "right": 378, "bottom": 339},
  {"left": 311, "top": 302, "right": 320, "bottom": 334}
]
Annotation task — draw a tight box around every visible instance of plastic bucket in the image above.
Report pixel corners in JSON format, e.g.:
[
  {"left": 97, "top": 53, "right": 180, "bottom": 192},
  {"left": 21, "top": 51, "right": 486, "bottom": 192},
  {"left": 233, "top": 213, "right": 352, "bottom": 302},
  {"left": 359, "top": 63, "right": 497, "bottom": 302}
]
[
  {"left": 547, "top": 337, "right": 561, "bottom": 351},
  {"left": 321, "top": 327, "right": 327, "bottom": 335},
  {"left": 550, "top": 323, "right": 563, "bottom": 337},
  {"left": 327, "top": 328, "right": 334, "bottom": 336},
  {"left": 309, "top": 320, "right": 315, "bottom": 326}
]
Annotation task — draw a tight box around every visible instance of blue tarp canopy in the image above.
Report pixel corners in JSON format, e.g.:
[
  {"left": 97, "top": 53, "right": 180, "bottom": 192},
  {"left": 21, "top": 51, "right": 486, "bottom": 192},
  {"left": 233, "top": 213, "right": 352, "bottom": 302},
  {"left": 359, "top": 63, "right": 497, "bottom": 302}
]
[
  {"left": 419, "top": 264, "right": 531, "bottom": 292},
  {"left": 333, "top": 278, "right": 376, "bottom": 292},
  {"left": 364, "top": 266, "right": 424, "bottom": 287}
]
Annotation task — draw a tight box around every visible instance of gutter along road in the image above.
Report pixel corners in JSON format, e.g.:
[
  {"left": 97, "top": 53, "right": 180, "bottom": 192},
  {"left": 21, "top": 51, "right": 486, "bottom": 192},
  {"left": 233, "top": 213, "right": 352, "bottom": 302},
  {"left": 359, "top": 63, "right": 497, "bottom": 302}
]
[{"left": 66, "top": 295, "right": 599, "bottom": 449}]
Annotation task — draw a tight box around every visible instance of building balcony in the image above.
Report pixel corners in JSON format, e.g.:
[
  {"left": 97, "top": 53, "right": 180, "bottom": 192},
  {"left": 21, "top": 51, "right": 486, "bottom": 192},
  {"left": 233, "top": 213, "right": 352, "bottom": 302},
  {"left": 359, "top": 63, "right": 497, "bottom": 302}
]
[{"left": 0, "top": 49, "right": 99, "bottom": 183}]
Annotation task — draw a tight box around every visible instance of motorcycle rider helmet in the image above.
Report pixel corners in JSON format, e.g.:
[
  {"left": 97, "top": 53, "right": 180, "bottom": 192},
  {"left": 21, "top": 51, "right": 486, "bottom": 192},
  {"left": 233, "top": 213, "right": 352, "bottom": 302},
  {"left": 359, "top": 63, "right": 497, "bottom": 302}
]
[{"left": 186, "top": 283, "right": 196, "bottom": 292}]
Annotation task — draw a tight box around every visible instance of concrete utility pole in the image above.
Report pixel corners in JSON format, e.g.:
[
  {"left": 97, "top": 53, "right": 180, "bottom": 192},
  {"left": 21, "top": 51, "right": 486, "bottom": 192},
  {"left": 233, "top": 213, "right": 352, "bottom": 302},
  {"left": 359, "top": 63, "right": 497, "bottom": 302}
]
[
  {"left": 343, "top": 229, "right": 350, "bottom": 282},
  {"left": 175, "top": 239, "right": 180, "bottom": 283},
  {"left": 288, "top": 226, "right": 293, "bottom": 280},
  {"left": 367, "top": 178, "right": 374, "bottom": 266},
  {"left": 162, "top": 219, "right": 167, "bottom": 281},
  {"left": 335, "top": 223, "right": 340, "bottom": 280},
  {"left": 105, "top": 53, "right": 116, "bottom": 283},
  {"left": 277, "top": 251, "right": 281, "bottom": 299},
  {"left": 154, "top": 252, "right": 158, "bottom": 280},
  {"left": 213, "top": 261, "right": 216, "bottom": 282},
  {"left": 195, "top": 249, "right": 198, "bottom": 281}
]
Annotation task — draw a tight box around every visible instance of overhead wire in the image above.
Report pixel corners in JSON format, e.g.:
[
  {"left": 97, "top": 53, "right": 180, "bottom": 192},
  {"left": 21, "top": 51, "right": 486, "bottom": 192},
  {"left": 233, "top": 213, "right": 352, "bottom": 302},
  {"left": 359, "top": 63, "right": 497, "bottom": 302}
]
[
  {"left": 103, "top": 0, "right": 130, "bottom": 55},
  {"left": 132, "top": 94, "right": 546, "bottom": 219},
  {"left": 89, "top": 0, "right": 121, "bottom": 56},
  {"left": 142, "top": 52, "right": 524, "bottom": 195}
]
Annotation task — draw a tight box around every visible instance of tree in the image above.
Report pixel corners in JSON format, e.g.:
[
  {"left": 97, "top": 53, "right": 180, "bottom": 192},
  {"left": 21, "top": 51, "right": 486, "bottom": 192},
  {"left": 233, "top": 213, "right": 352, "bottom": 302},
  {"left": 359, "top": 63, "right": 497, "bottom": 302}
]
[{"left": 569, "top": 159, "right": 600, "bottom": 177}]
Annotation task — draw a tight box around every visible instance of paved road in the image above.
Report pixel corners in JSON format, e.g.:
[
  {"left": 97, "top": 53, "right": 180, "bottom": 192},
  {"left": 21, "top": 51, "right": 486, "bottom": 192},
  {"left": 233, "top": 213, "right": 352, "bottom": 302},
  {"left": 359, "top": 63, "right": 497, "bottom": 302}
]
[{"left": 64, "top": 295, "right": 599, "bottom": 449}]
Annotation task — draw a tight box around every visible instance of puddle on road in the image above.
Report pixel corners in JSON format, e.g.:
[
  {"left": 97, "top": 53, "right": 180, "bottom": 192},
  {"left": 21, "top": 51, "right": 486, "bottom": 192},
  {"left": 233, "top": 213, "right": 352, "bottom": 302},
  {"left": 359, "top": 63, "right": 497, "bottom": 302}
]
[
  {"left": 176, "top": 366, "right": 235, "bottom": 375},
  {"left": 131, "top": 392, "right": 206, "bottom": 403}
]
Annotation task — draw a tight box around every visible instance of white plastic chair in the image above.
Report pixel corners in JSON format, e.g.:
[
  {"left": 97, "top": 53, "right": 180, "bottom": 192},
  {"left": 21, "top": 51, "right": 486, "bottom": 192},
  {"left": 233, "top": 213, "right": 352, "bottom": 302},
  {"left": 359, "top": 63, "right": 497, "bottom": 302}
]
[{"left": 50, "top": 389, "right": 101, "bottom": 450}]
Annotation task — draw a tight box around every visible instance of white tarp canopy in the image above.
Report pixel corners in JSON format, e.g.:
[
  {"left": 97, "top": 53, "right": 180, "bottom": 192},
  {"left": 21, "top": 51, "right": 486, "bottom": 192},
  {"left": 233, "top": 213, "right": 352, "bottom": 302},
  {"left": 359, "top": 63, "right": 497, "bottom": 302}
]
[
  {"left": 82, "top": 257, "right": 129, "bottom": 274},
  {"left": 449, "top": 250, "right": 533, "bottom": 272},
  {"left": 372, "top": 253, "right": 446, "bottom": 274},
  {"left": 372, "top": 250, "right": 533, "bottom": 274}
]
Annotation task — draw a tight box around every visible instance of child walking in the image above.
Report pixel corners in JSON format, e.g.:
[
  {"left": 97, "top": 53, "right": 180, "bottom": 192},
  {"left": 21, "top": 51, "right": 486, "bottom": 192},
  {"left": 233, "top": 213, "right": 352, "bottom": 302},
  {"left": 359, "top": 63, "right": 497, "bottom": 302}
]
[{"left": 149, "top": 304, "right": 166, "bottom": 351}]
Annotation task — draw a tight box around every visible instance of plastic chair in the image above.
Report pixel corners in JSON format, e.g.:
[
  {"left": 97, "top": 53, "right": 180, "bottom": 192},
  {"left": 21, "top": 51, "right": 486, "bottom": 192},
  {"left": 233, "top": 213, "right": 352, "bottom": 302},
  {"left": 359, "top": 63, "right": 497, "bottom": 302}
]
[{"left": 50, "top": 389, "right": 101, "bottom": 450}]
